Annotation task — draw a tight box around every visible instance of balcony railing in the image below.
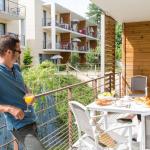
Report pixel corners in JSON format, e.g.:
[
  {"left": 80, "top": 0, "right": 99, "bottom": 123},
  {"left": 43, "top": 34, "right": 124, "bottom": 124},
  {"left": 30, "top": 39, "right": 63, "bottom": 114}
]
[
  {"left": 56, "top": 21, "right": 70, "bottom": 30},
  {"left": 43, "top": 41, "right": 51, "bottom": 49},
  {"left": 42, "top": 19, "right": 98, "bottom": 39},
  {"left": 0, "top": 72, "right": 121, "bottom": 150},
  {"left": 56, "top": 42, "right": 90, "bottom": 52},
  {"left": 42, "top": 18, "right": 51, "bottom": 26},
  {"left": 0, "top": 73, "right": 121, "bottom": 150},
  {"left": 0, "top": 0, "right": 26, "bottom": 18},
  {"left": 42, "top": 41, "right": 90, "bottom": 52}
]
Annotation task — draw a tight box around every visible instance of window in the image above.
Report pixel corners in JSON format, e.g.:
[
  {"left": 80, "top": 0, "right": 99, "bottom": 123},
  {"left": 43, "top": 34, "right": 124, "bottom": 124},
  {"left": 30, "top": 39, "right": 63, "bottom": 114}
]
[
  {"left": 0, "top": 0, "right": 5, "bottom": 11},
  {"left": 0, "top": 23, "right": 5, "bottom": 35},
  {"left": 43, "top": 32, "right": 47, "bottom": 49},
  {"left": 43, "top": 10, "right": 47, "bottom": 26}
]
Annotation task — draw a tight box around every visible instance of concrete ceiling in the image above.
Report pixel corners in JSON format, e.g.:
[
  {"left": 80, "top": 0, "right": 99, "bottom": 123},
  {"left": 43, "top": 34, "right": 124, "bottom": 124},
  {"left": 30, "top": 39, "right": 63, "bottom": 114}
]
[{"left": 91, "top": 0, "right": 150, "bottom": 23}]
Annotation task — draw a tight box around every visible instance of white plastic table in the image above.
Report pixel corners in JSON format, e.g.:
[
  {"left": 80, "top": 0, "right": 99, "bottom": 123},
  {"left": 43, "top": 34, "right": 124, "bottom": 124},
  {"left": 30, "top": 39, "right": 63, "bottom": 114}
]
[{"left": 87, "top": 101, "right": 150, "bottom": 150}]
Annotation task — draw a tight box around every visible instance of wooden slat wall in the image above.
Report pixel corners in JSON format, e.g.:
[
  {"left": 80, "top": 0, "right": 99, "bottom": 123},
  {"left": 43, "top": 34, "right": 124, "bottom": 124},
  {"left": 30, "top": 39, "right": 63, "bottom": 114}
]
[
  {"left": 60, "top": 52, "right": 71, "bottom": 64},
  {"left": 90, "top": 40, "right": 97, "bottom": 49},
  {"left": 104, "top": 16, "right": 116, "bottom": 90},
  {"left": 60, "top": 33, "right": 70, "bottom": 43},
  {"left": 78, "top": 37, "right": 86, "bottom": 48},
  {"left": 78, "top": 20, "right": 86, "bottom": 30},
  {"left": 60, "top": 13, "right": 70, "bottom": 24},
  {"left": 79, "top": 53, "right": 86, "bottom": 64},
  {"left": 122, "top": 21, "right": 150, "bottom": 95}
]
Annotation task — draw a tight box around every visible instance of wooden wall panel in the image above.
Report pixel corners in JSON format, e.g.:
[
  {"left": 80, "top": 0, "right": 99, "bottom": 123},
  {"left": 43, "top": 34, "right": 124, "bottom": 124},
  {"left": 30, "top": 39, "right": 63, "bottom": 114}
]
[
  {"left": 122, "top": 21, "right": 150, "bottom": 95},
  {"left": 60, "top": 13, "right": 70, "bottom": 24},
  {"left": 104, "top": 16, "right": 116, "bottom": 90},
  {"left": 79, "top": 53, "right": 86, "bottom": 64},
  {"left": 60, "top": 33, "right": 70, "bottom": 43},
  {"left": 78, "top": 20, "right": 86, "bottom": 30},
  {"left": 90, "top": 40, "right": 97, "bottom": 49},
  {"left": 78, "top": 37, "right": 86, "bottom": 47},
  {"left": 60, "top": 52, "right": 71, "bottom": 64}
]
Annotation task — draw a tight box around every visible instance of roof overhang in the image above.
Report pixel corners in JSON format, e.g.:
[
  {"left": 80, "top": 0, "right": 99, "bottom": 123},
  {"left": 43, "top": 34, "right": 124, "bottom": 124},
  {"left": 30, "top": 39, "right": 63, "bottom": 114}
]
[{"left": 91, "top": 0, "right": 150, "bottom": 23}]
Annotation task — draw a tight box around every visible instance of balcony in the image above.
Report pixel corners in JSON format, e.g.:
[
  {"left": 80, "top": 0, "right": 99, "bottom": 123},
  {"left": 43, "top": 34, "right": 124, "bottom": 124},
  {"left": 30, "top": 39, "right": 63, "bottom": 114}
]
[
  {"left": 42, "top": 19, "right": 98, "bottom": 40},
  {"left": 43, "top": 40, "right": 51, "bottom": 49},
  {"left": 0, "top": 0, "right": 25, "bottom": 20},
  {"left": 42, "top": 18, "right": 51, "bottom": 27},
  {"left": 56, "top": 42, "right": 90, "bottom": 52},
  {"left": 0, "top": 72, "right": 121, "bottom": 150}
]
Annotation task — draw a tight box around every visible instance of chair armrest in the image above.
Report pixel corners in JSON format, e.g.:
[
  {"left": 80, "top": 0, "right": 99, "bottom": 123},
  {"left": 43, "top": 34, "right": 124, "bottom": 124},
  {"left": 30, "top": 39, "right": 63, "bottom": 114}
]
[
  {"left": 91, "top": 114, "right": 107, "bottom": 119},
  {"left": 104, "top": 124, "right": 135, "bottom": 133}
]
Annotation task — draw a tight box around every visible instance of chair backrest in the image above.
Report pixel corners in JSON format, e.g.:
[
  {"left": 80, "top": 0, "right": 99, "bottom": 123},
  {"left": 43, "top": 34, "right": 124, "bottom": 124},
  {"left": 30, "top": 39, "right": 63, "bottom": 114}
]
[
  {"left": 131, "top": 75, "right": 147, "bottom": 92},
  {"left": 69, "top": 101, "right": 94, "bottom": 138}
]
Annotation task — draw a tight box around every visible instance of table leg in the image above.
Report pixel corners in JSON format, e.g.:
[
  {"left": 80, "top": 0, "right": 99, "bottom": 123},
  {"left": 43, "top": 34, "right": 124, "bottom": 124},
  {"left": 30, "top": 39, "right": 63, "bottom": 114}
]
[
  {"left": 89, "top": 110, "right": 99, "bottom": 150},
  {"left": 103, "top": 111, "right": 108, "bottom": 129},
  {"left": 141, "top": 115, "right": 145, "bottom": 150}
]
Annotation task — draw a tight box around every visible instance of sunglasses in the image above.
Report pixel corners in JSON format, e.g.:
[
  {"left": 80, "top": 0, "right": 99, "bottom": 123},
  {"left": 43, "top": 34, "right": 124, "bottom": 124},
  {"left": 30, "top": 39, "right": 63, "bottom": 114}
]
[{"left": 14, "top": 49, "right": 22, "bottom": 54}]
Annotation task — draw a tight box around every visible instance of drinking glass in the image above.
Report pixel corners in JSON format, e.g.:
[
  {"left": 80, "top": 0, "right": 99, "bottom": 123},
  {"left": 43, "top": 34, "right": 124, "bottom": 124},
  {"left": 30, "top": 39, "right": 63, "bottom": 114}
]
[{"left": 24, "top": 94, "right": 34, "bottom": 112}]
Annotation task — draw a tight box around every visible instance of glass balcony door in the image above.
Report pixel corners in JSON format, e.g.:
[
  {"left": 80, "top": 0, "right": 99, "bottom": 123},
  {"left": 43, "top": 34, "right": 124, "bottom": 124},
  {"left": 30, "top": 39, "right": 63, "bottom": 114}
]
[
  {"left": 0, "top": 23, "right": 5, "bottom": 35},
  {"left": 0, "top": 0, "right": 5, "bottom": 11}
]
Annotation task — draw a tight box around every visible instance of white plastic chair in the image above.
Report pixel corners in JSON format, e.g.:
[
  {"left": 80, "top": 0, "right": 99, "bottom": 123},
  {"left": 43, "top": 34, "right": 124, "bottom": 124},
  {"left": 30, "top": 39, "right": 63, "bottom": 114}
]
[
  {"left": 129, "top": 75, "right": 148, "bottom": 97},
  {"left": 69, "top": 101, "right": 134, "bottom": 150}
]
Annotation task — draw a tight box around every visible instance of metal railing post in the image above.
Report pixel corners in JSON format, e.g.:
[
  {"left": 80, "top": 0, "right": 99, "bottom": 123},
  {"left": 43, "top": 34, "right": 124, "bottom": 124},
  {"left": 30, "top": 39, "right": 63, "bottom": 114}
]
[
  {"left": 92, "top": 79, "right": 98, "bottom": 99},
  {"left": 109, "top": 74, "right": 112, "bottom": 93},
  {"left": 68, "top": 88, "right": 73, "bottom": 148},
  {"left": 119, "top": 72, "right": 122, "bottom": 97}
]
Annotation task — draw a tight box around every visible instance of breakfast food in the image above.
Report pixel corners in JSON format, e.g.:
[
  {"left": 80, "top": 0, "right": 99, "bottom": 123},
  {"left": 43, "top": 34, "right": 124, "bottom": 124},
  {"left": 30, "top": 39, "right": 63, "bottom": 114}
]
[
  {"left": 96, "top": 99, "right": 112, "bottom": 106},
  {"left": 134, "top": 97, "right": 150, "bottom": 107},
  {"left": 145, "top": 101, "right": 150, "bottom": 107},
  {"left": 134, "top": 97, "right": 147, "bottom": 104}
]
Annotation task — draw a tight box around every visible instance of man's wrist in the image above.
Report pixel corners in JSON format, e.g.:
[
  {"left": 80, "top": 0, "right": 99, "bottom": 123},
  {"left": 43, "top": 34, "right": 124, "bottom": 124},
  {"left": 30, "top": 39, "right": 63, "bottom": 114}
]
[{"left": 6, "top": 105, "right": 13, "bottom": 113}]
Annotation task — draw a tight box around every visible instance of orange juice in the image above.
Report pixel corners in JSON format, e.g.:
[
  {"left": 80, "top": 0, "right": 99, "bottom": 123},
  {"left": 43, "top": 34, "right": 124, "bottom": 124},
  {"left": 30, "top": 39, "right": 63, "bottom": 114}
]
[{"left": 24, "top": 95, "right": 34, "bottom": 105}]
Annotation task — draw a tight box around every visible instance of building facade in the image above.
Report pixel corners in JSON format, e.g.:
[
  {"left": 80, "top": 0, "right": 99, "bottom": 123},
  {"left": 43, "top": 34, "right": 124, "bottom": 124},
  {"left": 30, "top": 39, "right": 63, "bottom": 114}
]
[
  {"left": 21, "top": 0, "right": 99, "bottom": 65},
  {"left": 0, "top": 0, "right": 25, "bottom": 45}
]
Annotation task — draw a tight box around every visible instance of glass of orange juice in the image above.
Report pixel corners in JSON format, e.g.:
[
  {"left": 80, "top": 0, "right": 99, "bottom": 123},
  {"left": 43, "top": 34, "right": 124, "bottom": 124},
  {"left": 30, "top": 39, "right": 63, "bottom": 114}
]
[{"left": 24, "top": 94, "right": 34, "bottom": 112}]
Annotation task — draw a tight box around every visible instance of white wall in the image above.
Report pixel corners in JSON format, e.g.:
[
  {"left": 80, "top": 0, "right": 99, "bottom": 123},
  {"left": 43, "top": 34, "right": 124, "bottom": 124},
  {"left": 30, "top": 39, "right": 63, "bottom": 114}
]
[
  {"left": 19, "top": 0, "right": 41, "bottom": 64},
  {"left": 7, "top": 20, "right": 19, "bottom": 34},
  {"left": 42, "top": 0, "right": 90, "bottom": 18}
]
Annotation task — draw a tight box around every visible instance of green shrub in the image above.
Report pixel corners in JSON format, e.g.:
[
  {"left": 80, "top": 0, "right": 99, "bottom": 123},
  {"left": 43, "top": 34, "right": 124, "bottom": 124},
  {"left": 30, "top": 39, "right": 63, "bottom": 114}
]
[
  {"left": 22, "top": 61, "right": 94, "bottom": 125},
  {"left": 23, "top": 46, "right": 33, "bottom": 65}
]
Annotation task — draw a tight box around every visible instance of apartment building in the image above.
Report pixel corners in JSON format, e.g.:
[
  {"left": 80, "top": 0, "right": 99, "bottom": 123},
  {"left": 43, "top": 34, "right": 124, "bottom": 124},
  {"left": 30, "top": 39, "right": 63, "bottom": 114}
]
[
  {"left": 21, "top": 0, "right": 99, "bottom": 64},
  {"left": 0, "top": 0, "right": 25, "bottom": 46}
]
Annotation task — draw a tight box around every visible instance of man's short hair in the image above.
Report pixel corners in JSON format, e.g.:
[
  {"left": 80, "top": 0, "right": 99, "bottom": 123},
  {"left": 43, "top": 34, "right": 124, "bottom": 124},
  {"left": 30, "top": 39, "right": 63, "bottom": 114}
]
[{"left": 0, "top": 34, "right": 20, "bottom": 56}]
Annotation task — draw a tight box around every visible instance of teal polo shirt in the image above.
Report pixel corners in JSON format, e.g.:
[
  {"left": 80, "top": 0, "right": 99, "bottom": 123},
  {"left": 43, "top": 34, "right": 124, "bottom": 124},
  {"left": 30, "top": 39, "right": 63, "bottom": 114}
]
[{"left": 0, "top": 63, "right": 36, "bottom": 131}]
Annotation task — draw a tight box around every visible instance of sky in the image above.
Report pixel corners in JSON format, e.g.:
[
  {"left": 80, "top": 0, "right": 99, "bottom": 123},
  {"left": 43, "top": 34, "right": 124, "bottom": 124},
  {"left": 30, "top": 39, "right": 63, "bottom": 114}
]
[{"left": 42, "top": 0, "right": 91, "bottom": 18}]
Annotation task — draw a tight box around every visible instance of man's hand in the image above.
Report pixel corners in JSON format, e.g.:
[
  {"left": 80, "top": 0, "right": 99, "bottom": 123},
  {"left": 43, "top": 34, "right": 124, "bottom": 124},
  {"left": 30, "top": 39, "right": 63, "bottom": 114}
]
[{"left": 8, "top": 106, "right": 24, "bottom": 120}]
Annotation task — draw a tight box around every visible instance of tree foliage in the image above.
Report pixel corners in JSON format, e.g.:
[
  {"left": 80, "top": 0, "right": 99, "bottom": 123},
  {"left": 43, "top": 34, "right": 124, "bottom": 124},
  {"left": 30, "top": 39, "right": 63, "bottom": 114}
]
[
  {"left": 22, "top": 61, "right": 94, "bottom": 125},
  {"left": 115, "top": 23, "right": 122, "bottom": 60},
  {"left": 70, "top": 53, "right": 80, "bottom": 66},
  {"left": 23, "top": 46, "right": 33, "bottom": 65},
  {"left": 87, "top": 3, "right": 122, "bottom": 61},
  {"left": 86, "top": 3, "right": 101, "bottom": 23}
]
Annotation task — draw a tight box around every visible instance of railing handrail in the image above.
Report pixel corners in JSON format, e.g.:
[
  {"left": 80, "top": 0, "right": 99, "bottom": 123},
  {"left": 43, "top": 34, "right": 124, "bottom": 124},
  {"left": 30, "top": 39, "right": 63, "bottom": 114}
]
[
  {"left": 0, "top": 71, "right": 121, "bottom": 149},
  {"left": 67, "top": 63, "right": 80, "bottom": 73},
  {"left": 7, "top": 0, "right": 25, "bottom": 8},
  {"left": 35, "top": 72, "right": 119, "bottom": 98}
]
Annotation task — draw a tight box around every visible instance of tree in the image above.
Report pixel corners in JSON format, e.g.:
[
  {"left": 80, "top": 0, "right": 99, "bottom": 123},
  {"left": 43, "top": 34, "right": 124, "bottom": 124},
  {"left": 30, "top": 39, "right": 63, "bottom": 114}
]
[
  {"left": 23, "top": 46, "right": 33, "bottom": 66},
  {"left": 115, "top": 23, "right": 122, "bottom": 60},
  {"left": 86, "top": 3, "right": 101, "bottom": 24},
  {"left": 70, "top": 53, "right": 79, "bottom": 66},
  {"left": 86, "top": 47, "right": 100, "bottom": 64},
  {"left": 87, "top": 4, "right": 122, "bottom": 61}
]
